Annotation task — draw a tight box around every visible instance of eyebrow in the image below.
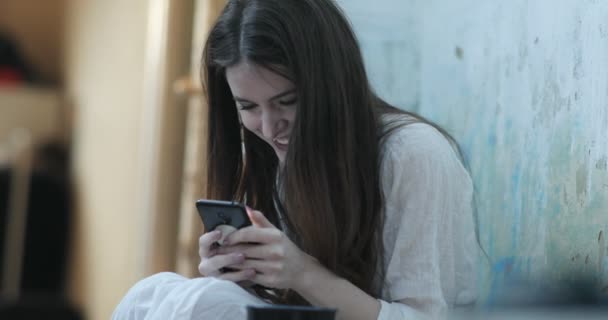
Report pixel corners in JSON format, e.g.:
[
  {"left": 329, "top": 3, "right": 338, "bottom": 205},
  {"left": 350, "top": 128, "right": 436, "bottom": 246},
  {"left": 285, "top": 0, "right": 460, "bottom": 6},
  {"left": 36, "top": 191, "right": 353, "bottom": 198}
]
[{"left": 233, "top": 88, "right": 296, "bottom": 104}]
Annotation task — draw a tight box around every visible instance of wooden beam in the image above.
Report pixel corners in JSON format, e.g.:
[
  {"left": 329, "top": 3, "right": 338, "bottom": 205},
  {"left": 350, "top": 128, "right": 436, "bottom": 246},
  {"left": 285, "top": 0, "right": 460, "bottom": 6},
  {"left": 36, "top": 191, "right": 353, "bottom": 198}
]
[{"left": 176, "top": 0, "right": 227, "bottom": 277}]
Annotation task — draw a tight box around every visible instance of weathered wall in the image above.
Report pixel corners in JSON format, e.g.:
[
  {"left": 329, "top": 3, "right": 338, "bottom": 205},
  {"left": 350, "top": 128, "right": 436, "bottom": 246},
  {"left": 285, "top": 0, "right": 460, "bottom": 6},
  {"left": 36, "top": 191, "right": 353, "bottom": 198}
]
[{"left": 339, "top": 0, "right": 608, "bottom": 303}]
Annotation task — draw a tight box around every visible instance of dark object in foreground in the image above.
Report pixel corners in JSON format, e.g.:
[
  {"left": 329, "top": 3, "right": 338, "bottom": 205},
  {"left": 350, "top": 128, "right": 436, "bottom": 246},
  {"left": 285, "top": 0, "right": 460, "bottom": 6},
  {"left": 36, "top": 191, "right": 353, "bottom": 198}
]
[
  {"left": 247, "top": 305, "right": 336, "bottom": 320},
  {"left": 0, "top": 296, "right": 81, "bottom": 320}
]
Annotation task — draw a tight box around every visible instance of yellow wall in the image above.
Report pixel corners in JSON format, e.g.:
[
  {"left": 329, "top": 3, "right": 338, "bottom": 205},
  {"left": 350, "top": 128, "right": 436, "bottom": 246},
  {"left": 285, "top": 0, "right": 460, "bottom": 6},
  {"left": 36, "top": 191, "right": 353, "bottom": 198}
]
[{"left": 65, "top": 0, "right": 150, "bottom": 318}]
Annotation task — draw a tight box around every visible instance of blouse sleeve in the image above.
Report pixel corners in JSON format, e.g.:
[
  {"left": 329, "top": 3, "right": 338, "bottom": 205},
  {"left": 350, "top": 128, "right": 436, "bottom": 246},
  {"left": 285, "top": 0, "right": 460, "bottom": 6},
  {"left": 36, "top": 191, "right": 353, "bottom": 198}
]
[{"left": 376, "top": 123, "right": 475, "bottom": 319}]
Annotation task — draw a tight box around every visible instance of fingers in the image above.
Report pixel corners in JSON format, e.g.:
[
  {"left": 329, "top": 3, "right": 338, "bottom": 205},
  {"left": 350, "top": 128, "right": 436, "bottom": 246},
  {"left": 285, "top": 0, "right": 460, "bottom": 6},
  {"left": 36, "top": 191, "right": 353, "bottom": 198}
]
[
  {"left": 247, "top": 273, "right": 276, "bottom": 289},
  {"left": 198, "top": 230, "right": 222, "bottom": 258},
  {"left": 247, "top": 209, "right": 275, "bottom": 228},
  {"left": 223, "top": 259, "right": 281, "bottom": 288},
  {"left": 217, "top": 269, "right": 256, "bottom": 282},
  {"left": 218, "top": 243, "right": 284, "bottom": 260},
  {"left": 230, "top": 259, "right": 280, "bottom": 275},
  {"left": 216, "top": 244, "right": 253, "bottom": 255},
  {"left": 198, "top": 253, "right": 245, "bottom": 277},
  {"left": 224, "top": 227, "right": 282, "bottom": 246}
]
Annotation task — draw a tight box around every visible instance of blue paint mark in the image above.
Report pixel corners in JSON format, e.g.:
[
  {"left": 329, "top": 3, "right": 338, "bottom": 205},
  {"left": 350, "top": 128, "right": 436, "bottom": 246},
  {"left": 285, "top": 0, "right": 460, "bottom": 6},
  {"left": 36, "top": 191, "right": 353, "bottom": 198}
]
[
  {"left": 536, "top": 190, "right": 546, "bottom": 214},
  {"left": 486, "top": 256, "right": 517, "bottom": 307},
  {"left": 487, "top": 132, "right": 497, "bottom": 146},
  {"left": 486, "top": 256, "right": 536, "bottom": 307},
  {"left": 487, "top": 224, "right": 495, "bottom": 254},
  {"left": 511, "top": 164, "right": 521, "bottom": 196},
  {"left": 511, "top": 163, "right": 522, "bottom": 250},
  {"left": 492, "top": 256, "right": 516, "bottom": 274},
  {"left": 553, "top": 202, "right": 561, "bottom": 215}
]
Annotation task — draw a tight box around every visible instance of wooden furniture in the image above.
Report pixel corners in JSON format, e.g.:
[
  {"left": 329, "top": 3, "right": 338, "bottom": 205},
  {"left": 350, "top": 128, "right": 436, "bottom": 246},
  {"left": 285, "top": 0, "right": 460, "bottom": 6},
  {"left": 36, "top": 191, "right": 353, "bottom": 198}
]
[
  {"left": 0, "top": 129, "right": 33, "bottom": 301},
  {"left": 0, "top": 87, "right": 63, "bottom": 299},
  {"left": 0, "top": 88, "right": 65, "bottom": 145},
  {"left": 175, "top": 0, "right": 226, "bottom": 277}
]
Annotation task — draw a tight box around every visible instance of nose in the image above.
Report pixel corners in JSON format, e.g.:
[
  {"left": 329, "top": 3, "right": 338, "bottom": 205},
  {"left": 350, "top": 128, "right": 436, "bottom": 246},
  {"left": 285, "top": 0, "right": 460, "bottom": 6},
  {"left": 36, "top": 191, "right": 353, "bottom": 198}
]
[{"left": 260, "top": 109, "right": 286, "bottom": 139}]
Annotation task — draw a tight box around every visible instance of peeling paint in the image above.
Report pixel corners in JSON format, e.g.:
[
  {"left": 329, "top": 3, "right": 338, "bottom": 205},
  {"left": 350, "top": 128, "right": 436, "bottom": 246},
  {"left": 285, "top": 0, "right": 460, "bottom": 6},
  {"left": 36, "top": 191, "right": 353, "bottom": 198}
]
[
  {"left": 455, "top": 46, "right": 464, "bottom": 60},
  {"left": 596, "top": 156, "right": 608, "bottom": 170},
  {"left": 576, "top": 165, "right": 588, "bottom": 202},
  {"left": 600, "top": 231, "right": 605, "bottom": 276},
  {"left": 342, "top": 0, "right": 608, "bottom": 305}
]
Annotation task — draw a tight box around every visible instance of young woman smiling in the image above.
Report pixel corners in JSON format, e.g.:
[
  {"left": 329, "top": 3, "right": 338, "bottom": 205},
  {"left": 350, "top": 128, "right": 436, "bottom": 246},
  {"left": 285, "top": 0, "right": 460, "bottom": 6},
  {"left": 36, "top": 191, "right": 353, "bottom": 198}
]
[{"left": 113, "top": 1, "right": 478, "bottom": 319}]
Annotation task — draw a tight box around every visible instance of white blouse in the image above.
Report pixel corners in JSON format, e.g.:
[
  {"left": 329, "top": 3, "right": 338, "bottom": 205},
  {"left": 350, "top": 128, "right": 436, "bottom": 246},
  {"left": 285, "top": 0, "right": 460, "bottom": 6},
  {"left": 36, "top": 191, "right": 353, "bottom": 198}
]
[
  {"left": 376, "top": 120, "right": 478, "bottom": 319},
  {"left": 112, "top": 118, "right": 478, "bottom": 320}
]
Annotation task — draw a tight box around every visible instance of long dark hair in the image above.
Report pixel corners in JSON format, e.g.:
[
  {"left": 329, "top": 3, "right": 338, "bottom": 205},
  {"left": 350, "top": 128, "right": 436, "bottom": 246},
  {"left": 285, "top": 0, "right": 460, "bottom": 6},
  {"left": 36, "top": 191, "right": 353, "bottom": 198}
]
[{"left": 202, "top": 0, "right": 459, "bottom": 304}]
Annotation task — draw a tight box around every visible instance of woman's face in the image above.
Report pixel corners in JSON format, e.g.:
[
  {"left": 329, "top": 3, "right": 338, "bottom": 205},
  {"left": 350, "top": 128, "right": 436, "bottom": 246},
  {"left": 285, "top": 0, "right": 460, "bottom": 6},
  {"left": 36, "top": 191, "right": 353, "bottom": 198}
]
[{"left": 226, "top": 61, "right": 297, "bottom": 164}]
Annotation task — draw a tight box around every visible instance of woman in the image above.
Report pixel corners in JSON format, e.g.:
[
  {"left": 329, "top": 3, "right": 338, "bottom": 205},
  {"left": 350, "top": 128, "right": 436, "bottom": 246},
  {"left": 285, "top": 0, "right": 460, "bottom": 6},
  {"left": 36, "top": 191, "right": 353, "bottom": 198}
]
[{"left": 113, "top": 0, "right": 478, "bottom": 319}]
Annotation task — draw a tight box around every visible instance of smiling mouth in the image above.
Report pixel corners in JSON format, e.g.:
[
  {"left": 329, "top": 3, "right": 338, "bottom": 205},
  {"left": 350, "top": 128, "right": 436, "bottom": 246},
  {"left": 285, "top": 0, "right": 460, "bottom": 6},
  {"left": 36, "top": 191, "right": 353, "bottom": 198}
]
[
  {"left": 273, "top": 137, "right": 289, "bottom": 144},
  {"left": 272, "top": 137, "right": 289, "bottom": 149}
]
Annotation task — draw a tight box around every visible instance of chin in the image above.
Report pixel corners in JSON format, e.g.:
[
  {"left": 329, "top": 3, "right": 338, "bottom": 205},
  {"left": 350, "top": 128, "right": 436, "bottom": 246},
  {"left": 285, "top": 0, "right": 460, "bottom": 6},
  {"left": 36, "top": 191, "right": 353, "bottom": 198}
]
[
  {"left": 277, "top": 155, "right": 286, "bottom": 164},
  {"left": 276, "top": 152, "right": 286, "bottom": 164}
]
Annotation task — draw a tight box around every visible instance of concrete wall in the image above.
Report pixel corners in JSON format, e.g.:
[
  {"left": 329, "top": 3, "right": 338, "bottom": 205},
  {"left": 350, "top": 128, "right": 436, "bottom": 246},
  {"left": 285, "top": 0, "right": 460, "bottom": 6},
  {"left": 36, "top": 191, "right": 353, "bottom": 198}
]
[{"left": 339, "top": 0, "right": 608, "bottom": 303}]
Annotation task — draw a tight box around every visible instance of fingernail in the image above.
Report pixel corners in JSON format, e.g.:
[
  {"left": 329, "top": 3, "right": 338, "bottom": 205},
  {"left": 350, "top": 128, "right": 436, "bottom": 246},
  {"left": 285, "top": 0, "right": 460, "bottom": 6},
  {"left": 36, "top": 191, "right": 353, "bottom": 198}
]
[{"left": 213, "top": 230, "right": 222, "bottom": 238}]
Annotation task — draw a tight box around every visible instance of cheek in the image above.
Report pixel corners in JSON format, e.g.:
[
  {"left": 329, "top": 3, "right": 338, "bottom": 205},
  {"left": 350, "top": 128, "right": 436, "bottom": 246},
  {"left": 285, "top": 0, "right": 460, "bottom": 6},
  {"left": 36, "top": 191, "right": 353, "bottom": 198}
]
[
  {"left": 286, "top": 108, "right": 297, "bottom": 126},
  {"left": 239, "top": 111, "right": 261, "bottom": 132}
]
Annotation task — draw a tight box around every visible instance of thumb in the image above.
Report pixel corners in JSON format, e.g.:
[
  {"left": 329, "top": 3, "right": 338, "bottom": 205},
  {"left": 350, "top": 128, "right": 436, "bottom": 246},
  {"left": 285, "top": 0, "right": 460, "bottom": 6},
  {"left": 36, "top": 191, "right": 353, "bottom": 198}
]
[{"left": 246, "top": 207, "right": 274, "bottom": 228}]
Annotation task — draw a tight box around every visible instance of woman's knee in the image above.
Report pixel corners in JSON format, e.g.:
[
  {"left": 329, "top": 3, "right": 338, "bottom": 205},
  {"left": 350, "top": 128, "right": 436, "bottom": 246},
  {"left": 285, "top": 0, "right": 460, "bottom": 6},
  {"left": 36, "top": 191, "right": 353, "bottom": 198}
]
[
  {"left": 113, "top": 272, "right": 187, "bottom": 319},
  {"left": 114, "top": 273, "right": 265, "bottom": 320}
]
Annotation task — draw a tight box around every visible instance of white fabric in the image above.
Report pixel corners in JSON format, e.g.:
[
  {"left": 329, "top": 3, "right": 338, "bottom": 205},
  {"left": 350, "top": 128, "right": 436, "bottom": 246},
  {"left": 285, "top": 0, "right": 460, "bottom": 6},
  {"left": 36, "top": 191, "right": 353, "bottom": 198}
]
[
  {"left": 376, "top": 121, "right": 478, "bottom": 319},
  {"left": 113, "top": 120, "right": 478, "bottom": 320},
  {"left": 112, "top": 272, "right": 267, "bottom": 320}
]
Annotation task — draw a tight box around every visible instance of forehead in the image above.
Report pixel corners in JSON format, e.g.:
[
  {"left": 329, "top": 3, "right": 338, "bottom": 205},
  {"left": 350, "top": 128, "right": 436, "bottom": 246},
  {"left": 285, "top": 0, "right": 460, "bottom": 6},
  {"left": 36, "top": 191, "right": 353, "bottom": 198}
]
[{"left": 225, "top": 61, "right": 294, "bottom": 101}]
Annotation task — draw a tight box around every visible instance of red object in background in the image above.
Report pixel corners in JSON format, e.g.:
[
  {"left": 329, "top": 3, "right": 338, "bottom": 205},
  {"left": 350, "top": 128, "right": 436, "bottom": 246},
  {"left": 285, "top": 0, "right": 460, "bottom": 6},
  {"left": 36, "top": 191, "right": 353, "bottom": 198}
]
[{"left": 0, "top": 67, "right": 25, "bottom": 86}]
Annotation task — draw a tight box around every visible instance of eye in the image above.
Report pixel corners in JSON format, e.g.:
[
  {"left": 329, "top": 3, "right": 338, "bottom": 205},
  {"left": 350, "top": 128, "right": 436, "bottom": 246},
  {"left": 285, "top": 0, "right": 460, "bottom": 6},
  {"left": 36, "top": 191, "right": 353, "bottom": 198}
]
[
  {"left": 237, "top": 103, "right": 256, "bottom": 111},
  {"left": 278, "top": 97, "right": 297, "bottom": 106}
]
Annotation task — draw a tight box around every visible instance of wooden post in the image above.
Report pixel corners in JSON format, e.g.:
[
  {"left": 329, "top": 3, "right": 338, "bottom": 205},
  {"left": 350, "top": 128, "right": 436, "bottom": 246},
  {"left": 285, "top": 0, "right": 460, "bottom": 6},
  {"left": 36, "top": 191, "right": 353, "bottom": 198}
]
[{"left": 176, "top": 0, "right": 226, "bottom": 277}]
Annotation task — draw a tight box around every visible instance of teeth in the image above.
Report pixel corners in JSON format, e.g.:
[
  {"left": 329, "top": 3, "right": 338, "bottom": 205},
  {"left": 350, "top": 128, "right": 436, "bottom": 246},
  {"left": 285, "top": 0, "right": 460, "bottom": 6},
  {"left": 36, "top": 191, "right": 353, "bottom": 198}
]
[{"left": 275, "top": 138, "right": 289, "bottom": 145}]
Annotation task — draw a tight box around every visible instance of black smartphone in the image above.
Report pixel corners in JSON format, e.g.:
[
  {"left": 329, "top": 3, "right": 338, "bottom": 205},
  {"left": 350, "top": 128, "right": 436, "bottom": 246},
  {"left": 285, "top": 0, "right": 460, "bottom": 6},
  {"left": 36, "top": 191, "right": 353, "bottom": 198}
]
[
  {"left": 196, "top": 200, "right": 265, "bottom": 281},
  {"left": 195, "top": 199, "right": 251, "bottom": 232}
]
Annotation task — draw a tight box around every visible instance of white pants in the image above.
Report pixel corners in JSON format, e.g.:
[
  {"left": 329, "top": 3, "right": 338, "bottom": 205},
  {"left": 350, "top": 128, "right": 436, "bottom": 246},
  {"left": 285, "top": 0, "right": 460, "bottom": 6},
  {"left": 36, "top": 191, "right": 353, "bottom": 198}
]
[{"left": 112, "top": 272, "right": 268, "bottom": 320}]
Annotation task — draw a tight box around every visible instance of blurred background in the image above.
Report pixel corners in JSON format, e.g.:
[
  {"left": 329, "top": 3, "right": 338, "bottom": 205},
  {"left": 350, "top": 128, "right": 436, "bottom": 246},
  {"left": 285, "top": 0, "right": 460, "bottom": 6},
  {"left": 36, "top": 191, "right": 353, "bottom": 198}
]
[{"left": 0, "top": 0, "right": 607, "bottom": 319}]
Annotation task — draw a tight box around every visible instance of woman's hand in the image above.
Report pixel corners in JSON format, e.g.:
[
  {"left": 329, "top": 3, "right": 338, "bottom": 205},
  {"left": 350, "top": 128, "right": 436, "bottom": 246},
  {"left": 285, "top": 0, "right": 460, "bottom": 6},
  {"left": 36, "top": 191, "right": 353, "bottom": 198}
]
[
  {"left": 197, "top": 229, "right": 257, "bottom": 282},
  {"left": 217, "top": 208, "right": 317, "bottom": 290}
]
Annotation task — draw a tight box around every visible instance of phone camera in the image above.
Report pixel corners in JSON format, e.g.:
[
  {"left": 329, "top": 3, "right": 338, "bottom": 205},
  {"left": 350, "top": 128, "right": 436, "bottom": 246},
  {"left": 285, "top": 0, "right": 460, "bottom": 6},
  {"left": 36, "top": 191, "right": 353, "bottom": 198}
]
[{"left": 217, "top": 211, "right": 231, "bottom": 224}]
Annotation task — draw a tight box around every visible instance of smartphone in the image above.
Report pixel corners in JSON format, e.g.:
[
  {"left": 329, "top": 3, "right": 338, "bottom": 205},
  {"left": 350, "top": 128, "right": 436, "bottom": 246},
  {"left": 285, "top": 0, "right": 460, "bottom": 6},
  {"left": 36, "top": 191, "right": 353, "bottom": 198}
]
[{"left": 195, "top": 199, "right": 251, "bottom": 232}]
